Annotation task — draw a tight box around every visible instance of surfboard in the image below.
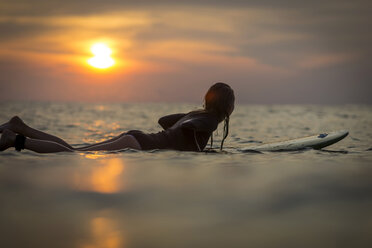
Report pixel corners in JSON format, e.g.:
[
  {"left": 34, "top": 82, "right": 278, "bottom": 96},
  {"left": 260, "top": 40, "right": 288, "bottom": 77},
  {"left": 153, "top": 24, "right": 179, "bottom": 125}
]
[{"left": 242, "top": 130, "right": 349, "bottom": 152}]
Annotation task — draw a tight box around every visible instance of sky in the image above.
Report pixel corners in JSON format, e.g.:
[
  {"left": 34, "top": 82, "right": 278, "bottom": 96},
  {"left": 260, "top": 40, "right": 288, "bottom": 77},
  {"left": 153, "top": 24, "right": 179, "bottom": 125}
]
[{"left": 0, "top": 0, "right": 371, "bottom": 104}]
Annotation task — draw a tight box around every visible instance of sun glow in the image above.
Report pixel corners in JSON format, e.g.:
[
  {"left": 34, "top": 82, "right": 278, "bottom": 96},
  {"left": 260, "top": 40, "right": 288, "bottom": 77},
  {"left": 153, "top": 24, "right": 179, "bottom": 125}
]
[
  {"left": 73, "top": 158, "right": 125, "bottom": 194},
  {"left": 88, "top": 43, "right": 115, "bottom": 69}
]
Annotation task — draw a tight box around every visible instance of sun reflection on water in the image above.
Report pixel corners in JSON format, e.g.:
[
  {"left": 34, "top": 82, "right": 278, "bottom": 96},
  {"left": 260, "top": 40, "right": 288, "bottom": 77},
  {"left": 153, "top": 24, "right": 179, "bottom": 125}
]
[
  {"left": 80, "top": 217, "right": 123, "bottom": 248},
  {"left": 74, "top": 158, "right": 125, "bottom": 193}
]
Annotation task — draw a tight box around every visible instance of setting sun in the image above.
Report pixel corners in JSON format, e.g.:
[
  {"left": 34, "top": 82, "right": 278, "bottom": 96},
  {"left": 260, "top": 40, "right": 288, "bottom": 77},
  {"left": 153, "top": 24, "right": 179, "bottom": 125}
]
[{"left": 88, "top": 43, "right": 115, "bottom": 69}]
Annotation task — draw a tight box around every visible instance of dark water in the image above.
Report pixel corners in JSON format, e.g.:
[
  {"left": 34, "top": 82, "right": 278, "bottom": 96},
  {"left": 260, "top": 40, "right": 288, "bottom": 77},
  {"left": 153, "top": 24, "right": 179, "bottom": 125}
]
[{"left": 0, "top": 103, "right": 371, "bottom": 248}]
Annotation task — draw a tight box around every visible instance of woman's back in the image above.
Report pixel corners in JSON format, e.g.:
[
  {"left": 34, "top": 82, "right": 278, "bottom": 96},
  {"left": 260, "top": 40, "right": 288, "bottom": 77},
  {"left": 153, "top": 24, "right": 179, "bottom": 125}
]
[
  {"left": 166, "top": 110, "right": 219, "bottom": 151},
  {"left": 130, "top": 110, "right": 219, "bottom": 151}
]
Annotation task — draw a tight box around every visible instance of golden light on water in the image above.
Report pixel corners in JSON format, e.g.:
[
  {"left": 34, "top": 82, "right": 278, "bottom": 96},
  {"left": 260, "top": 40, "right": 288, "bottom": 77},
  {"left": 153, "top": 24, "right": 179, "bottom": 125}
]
[
  {"left": 80, "top": 217, "right": 123, "bottom": 248},
  {"left": 73, "top": 158, "right": 125, "bottom": 193},
  {"left": 88, "top": 43, "right": 115, "bottom": 69},
  {"left": 91, "top": 159, "right": 124, "bottom": 193}
]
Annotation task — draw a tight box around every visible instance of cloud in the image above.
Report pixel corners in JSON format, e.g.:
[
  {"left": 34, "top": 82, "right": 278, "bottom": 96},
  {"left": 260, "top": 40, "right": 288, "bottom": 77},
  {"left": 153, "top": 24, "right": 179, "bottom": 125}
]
[
  {"left": 0, "top": 0, "right": 369, "bottom": 15},
  {"left": 0, "top": 0, "right": 371, "bottom": 103},
  {"left": 298, "top": 53, "right": 359, "bottom": 69}
]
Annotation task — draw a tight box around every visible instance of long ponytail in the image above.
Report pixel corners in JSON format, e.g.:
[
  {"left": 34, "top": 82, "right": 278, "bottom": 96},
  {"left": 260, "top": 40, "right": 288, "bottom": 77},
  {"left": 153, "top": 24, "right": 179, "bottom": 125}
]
[{"left": 220, "top": 116, "right": 229, "bottom": 150}]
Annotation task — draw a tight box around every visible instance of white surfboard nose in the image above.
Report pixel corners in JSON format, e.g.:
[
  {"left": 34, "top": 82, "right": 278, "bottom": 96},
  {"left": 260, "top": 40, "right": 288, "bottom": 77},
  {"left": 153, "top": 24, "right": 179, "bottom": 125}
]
[
  {"left": 243, "top": 130, "right": 349, "bottom": 152},
  {"left": 332, "top": 130, "right": 349, "bottom": 138}
]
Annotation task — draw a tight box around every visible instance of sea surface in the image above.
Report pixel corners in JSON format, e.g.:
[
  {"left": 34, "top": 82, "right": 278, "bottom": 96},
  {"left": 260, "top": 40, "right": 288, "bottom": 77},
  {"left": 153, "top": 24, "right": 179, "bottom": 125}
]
[{"left": 0, "top": 102, "right": 371, "bottom": 248}]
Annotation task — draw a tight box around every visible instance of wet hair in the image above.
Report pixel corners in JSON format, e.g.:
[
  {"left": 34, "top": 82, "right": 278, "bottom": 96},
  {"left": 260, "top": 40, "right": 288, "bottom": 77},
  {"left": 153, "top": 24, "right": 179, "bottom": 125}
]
[{"left": 204, "top": 82, "right": 235, "bottom": 150}]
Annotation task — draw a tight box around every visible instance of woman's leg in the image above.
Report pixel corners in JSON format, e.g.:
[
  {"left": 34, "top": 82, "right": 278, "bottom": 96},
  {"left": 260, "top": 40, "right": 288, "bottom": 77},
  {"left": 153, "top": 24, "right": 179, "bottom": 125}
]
[
  {"left": 0, "top": 116, "right": 73, "bottom": 149},
  {"left": 74, "top": 133, "right": 127, "bottom": 150},
  {"left": 0, "top": 129, "right": 73, "bottom": 153},
  {"left": 25, "top": 139, "right": 74, "bottom": 153},
  {"left": 75, "top": 135, "right": 141, "bottom": 151},
  {"left": 0, "top": 116, "right": 132, "bottom": 150},
  {"left": 1, "top": 129, "right": 141, "bottom": 153}
]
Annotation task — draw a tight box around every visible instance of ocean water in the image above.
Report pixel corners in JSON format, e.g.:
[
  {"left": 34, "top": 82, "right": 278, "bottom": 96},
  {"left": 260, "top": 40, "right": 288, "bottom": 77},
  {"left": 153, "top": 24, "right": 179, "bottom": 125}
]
[{"left": 0, "top": 102, "right": 371, "bottom": 248}]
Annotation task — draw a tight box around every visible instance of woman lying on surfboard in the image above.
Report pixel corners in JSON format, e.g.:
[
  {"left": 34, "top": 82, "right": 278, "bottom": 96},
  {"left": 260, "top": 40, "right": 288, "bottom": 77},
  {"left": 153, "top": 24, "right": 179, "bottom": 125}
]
[{"left": 0, "top": 82, "right": 235, "bottom": 153}]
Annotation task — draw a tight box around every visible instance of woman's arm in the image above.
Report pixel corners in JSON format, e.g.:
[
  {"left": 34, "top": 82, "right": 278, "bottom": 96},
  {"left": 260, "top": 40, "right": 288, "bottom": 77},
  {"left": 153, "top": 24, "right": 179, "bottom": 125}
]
[
  {"left": 180, "top": 115, "right": 218, "bottom": 152},
  {"left": 180, "top": 116, "right": 218, "bottom": 133},
  {"left": 158, "top": 113, "right": 186, "bottom": 130}
]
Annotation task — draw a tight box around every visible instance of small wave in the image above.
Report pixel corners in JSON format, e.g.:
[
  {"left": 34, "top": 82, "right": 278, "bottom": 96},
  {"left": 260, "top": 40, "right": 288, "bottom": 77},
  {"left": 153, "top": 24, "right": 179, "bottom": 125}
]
[
  {"left": 65, "top": 124, "right": 78, "bottom": 128},
  {"left": 146, "top": 149, "right": 162, "bottom": 153},
  {"left": 204, "top": 149, "right": 219, "bottom": 153},
  {"left": 239, "top": 149, "right": 262, "bottom": 154},
  {"left": 0, "top": 151, "right": 19, "bottom": 157},
  {"left": 336, "top": 114, "right": 350, "bottom": 119},
  {"left": 318, "top": 149, "right": 348, "bottom": 154},
  {"left": 108, "top": 148, "right": 141, "bottom": 154},
  {"left": 239, "top": 140, "right": 263, "bottom": 144},
  {"left": 279, "top": 148, "right": 313, "bottom": 154}
]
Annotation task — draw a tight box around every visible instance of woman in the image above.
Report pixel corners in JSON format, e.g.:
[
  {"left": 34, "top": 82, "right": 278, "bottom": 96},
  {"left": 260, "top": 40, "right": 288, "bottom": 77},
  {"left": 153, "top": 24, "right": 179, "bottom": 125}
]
[{"left": 0, "top": 82, "right": 235, "bottom": 153}]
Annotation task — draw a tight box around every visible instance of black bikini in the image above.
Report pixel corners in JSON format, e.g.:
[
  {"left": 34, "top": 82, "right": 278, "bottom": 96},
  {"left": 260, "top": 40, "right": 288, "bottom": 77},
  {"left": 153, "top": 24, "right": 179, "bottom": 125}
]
[{"left": 127, "top": 111, "right": 219, "bottom": 151}]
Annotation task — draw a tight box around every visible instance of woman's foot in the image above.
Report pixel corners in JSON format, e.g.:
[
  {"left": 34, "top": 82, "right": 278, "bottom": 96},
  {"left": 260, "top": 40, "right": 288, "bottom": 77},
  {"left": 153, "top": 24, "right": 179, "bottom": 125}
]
[
  {"left": 0, "top": 116, "right": 25, "bottom": 134},
  {"left": 0, "top": 129, "right": 16, "bottom": 151}
]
